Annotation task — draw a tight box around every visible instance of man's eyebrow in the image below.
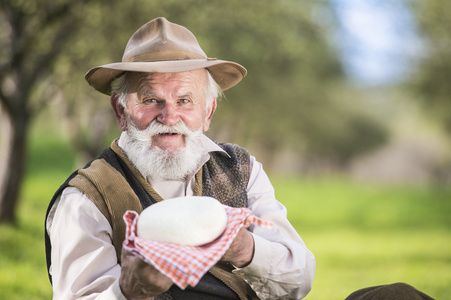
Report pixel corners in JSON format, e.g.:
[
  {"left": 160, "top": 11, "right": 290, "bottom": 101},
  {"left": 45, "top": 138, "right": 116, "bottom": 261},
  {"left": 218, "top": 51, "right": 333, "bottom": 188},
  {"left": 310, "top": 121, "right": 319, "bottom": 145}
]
[{"left": 138, "top": 89, "right": 158, "bottom": 98}]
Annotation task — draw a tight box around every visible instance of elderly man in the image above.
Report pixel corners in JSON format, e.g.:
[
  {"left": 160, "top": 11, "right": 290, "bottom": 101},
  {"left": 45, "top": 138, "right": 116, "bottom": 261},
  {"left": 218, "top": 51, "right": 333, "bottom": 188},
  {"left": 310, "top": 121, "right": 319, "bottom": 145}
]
[{"left": 45, "top": 17, "right": 315, "bottom": 299}]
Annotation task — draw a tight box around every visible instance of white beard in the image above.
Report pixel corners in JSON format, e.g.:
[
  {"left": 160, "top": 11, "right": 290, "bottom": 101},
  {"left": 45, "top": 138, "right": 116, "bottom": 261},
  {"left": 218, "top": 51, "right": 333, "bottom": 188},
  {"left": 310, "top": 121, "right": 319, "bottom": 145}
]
[{"left": 119, "top": 120, "right": 206, "bottom": 181}]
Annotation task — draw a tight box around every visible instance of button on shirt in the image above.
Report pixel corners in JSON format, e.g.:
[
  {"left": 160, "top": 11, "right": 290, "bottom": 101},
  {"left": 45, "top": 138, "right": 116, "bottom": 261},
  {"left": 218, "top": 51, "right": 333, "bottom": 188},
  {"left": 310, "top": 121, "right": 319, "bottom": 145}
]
[{"left": 46, "top": 135, "right": 315, "bottom": 300}]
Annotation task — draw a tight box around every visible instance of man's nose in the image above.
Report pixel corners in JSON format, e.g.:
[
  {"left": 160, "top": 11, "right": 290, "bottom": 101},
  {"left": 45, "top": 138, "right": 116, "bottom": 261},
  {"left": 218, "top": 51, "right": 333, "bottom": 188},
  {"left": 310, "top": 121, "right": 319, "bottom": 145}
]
[{"left": 156, "top": 102, "right": 180, "bottom": 126}]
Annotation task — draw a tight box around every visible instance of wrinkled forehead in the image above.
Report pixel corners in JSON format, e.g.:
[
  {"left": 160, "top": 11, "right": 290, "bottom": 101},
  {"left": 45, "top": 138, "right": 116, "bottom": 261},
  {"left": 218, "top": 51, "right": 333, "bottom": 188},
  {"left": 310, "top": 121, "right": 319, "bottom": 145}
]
[{"left": 128, "top": 70, "right": 208, "bottom": 95}]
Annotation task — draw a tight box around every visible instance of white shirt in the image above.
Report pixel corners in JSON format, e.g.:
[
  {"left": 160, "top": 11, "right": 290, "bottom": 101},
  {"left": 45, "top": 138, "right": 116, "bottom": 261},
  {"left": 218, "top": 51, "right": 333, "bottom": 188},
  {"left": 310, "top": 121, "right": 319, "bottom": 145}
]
[{"left": 46, "top": 135, "right": 315, "bottom": 300}]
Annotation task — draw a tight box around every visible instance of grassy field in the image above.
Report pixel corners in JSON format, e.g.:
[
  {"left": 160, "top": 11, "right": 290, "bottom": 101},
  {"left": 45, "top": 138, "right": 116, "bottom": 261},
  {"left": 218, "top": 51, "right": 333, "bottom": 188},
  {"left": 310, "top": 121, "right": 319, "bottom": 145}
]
[
  {"left": 0, "top": 127, "right": 450, "bottom": 299},
  {"left": 273, "top": 177, "right": 451, "bottom": 299}
]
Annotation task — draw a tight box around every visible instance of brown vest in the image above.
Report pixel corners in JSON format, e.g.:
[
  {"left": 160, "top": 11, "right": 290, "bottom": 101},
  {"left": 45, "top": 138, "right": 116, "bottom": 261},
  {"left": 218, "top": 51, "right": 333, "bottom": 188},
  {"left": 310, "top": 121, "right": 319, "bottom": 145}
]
[{"left": 46, "top": 140, "right": 258, "bottom": 300}]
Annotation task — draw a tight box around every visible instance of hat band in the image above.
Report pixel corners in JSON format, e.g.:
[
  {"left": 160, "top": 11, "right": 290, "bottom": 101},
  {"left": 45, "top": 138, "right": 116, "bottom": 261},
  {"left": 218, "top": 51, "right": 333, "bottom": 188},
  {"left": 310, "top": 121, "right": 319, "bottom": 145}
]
[{"left": 125, "top": 50, "right": 206, "bottom": 63}]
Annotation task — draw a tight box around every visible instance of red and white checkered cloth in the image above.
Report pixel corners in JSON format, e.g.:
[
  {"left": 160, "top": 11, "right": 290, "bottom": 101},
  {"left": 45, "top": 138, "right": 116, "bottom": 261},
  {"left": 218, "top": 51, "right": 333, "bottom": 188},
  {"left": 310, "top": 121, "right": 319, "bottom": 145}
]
[{"left": 122, "top": 205, "right": 272, "bottom": 289}]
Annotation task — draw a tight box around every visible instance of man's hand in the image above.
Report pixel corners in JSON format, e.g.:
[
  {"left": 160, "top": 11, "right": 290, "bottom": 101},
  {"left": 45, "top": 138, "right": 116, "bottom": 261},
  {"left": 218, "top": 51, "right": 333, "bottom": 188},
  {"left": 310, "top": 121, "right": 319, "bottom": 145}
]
[
  {"left": 222, "top": 228, "right": 255, "bottom": 268},
  {"left": 119, "top": 249, "right": 173, "bottom": 299}
]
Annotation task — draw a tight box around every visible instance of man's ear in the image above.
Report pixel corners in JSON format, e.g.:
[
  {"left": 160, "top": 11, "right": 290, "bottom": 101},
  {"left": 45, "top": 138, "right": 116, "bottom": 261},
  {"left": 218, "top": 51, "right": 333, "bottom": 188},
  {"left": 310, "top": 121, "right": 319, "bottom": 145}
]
[
  {"left": 202, "top": 98, "right": 217, "bottom": 132},
  {"left": 111, "top": 94, "right": 127, "bottom": 131}
]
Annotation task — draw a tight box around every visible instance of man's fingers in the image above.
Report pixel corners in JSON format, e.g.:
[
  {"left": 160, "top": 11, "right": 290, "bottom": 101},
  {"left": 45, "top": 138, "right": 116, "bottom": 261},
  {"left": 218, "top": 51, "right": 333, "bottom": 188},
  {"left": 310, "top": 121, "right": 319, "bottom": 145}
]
[
  {"left": 222, "top": 228, "right": 255, "bottom": 268},
  {"left": 120, "top": 248, "right": 173, "bottom": 299}
]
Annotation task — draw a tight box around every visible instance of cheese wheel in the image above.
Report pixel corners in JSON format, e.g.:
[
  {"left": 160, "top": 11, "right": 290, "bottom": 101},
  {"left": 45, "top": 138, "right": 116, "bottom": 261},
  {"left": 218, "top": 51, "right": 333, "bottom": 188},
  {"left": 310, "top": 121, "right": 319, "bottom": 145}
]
[{"left": 137, "top": 196, "right": 228, "bottom": 246}]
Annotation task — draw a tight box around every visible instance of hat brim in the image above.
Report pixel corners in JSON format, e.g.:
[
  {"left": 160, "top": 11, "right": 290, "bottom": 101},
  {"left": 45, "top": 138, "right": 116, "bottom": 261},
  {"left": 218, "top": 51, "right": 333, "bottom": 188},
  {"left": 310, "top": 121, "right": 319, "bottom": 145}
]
[{"left": 85, "top": 59, "right": 247, "bottom": 95}]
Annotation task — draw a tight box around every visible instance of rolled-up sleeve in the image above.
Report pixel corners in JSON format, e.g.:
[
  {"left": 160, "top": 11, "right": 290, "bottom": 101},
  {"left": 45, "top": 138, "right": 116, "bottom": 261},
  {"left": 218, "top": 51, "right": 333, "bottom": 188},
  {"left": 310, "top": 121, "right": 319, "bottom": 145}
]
[{"left": 233, "top": 156, "right": 315, "bottom": 299}]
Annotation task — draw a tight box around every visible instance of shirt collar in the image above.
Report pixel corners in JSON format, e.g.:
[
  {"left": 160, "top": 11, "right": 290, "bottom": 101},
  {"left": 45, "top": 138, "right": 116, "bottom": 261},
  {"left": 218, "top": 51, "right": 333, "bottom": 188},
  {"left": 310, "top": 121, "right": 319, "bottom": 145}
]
[{"left": 201, "top": 135, "right": 230, "bottom": 158}]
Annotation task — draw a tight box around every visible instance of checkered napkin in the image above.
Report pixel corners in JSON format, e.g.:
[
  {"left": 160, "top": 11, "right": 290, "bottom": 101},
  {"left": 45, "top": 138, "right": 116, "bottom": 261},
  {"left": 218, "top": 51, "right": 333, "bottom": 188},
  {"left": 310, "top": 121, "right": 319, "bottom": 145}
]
[{"left": 122, "top": 206, "right": 272, "bottom": 289}]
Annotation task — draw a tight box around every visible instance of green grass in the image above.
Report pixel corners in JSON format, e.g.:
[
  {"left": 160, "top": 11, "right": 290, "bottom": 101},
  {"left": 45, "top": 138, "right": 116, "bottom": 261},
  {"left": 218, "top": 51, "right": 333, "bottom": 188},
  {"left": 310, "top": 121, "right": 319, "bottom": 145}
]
[
  {"left": 272, "top": 177, "right": 451, "bottom": 299},
  {"left": 0, "top": 127, "right": 450, "bottom": 299},
  {"left": 0, "top": 128, "right": 76, "bottom": 300}
]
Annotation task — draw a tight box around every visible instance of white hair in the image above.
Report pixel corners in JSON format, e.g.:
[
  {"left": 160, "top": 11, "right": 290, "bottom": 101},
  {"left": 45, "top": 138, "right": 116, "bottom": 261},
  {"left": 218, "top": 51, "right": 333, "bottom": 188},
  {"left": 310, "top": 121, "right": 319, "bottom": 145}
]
[
  {"left": 119, "top": 118, "right": 205, "bottom": 181},
  {"left": 110, "top": 70, "right": 222, "bottom": 109}
]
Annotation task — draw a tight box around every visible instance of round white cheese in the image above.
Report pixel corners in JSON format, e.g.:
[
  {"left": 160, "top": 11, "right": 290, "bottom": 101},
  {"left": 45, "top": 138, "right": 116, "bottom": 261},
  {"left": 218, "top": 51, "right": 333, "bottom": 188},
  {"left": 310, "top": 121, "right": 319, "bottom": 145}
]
[{"left": 137, "top": 196, "right": 228, "bottom": 246}]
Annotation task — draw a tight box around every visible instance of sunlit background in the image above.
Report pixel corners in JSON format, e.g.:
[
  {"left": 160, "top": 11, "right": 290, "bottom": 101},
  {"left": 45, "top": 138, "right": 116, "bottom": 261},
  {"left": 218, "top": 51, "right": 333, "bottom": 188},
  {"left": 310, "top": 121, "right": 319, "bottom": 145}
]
[{"left": 1, "top": 0, "right": 450, "bottom": 299}]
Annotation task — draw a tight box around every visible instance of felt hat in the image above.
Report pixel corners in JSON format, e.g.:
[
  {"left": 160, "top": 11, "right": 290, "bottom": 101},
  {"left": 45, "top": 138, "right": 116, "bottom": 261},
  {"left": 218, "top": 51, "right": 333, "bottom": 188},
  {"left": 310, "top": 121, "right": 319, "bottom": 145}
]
[{"left": 85, "top": 17, "right": 247, "bottom": 95}]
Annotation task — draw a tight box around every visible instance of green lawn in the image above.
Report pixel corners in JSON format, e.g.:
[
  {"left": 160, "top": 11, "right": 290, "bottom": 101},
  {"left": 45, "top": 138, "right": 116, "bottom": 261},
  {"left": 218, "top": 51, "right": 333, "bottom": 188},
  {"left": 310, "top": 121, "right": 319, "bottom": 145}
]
[
  {"left": 0, "top": 130, "right": 449, "bottom": 299},
  {"left": 273, "top": 177, "right": 451, "bottom": 299}
]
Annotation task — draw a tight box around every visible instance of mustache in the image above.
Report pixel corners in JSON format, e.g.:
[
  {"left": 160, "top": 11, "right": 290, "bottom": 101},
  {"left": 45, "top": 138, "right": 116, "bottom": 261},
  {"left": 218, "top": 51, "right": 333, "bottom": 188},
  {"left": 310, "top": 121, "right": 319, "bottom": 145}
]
[{"left": 127, "top": 119, "right": 197, "bottom": 142}]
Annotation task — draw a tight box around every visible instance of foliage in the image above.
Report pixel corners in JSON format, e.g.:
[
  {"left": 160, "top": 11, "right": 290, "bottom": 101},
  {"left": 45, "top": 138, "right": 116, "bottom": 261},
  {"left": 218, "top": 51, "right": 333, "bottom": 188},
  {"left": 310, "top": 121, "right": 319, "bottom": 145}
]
[
  {"left": 407, "top": 0, "right": 451, "bottom": 136},
  {"left": 49, "top": 0, "right": 389, "bottom": 166},
  {"left": 0, "top": 0, "right": 390, "bottom": 222},
  {"left": 0, "top": 0, "right": 109, "bottom": 222}
]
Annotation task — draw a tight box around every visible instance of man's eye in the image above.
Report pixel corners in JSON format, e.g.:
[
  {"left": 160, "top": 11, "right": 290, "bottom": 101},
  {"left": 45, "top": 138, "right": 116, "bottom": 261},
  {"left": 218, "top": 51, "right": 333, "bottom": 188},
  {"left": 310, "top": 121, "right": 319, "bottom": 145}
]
[
  {"left": 144, "top": 98, "right": 158, "bottom": 103},
  {"left": 179, "top": 99, "right": 190, "bottom": 104}
]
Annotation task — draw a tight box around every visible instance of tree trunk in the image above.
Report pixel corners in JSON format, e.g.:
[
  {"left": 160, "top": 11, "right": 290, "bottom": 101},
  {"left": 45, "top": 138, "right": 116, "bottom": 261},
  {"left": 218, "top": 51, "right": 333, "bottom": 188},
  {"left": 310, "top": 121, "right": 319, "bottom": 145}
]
[{"left": 0, "top": 108, "right": 28, "bottom": 224}]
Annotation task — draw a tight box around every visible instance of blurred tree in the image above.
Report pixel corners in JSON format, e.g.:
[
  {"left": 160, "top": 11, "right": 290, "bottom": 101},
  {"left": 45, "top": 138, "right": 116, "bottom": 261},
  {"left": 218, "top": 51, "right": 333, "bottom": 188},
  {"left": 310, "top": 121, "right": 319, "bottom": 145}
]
[
  {"left": 0, "top": 0, "right": 389, "bottom": 223},
  {"left": 408, "top": 0, "right": 451, "bottom": 135},
  {"left": 51, "top": 0, "right": 350, "bottom": 163},
  {"left": 185, "top": 0, "right": 388, "bottom": 168},
  {"left": 0, "top": 0, "right": 110, "bottom": 223}
]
